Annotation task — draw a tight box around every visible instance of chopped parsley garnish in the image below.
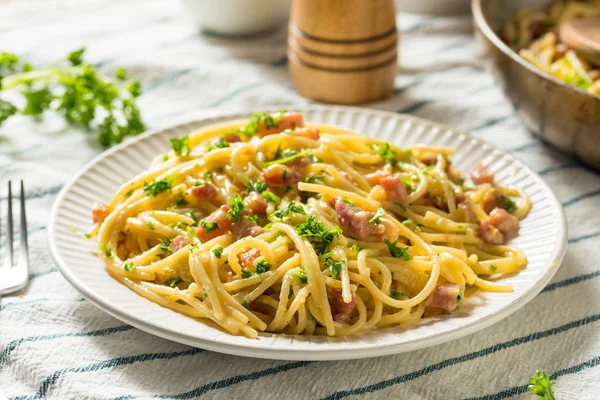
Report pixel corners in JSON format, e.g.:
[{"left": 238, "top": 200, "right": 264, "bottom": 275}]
[
  {"left": 143, "top": 177, "right": 174, "bottom": 196},
  {"left": 293, "top": 269, "right": 308, "bottom": 283},
  {"left": 186, "top": 226, "right": 196, "bottom": 238},
  {"left": 350, "top": 243, "right": 362, "bottom": 253},
  {"left": 341, "top": 196, "right": 354, "bottom": 206},
  {"left": 384, "top": 240, "right": 413, "bottom": 260},
  {"left": 241, "top": 300, "right": 249, "bottom": 309},
  {"left": 159, "top": 239, "right": 172, "bottom": 254},
  {"left": 265, "top": 148, "right": 310, "bottom": 166},
  {"left": 245, "top": 179, "right": 268, "bottom": 194},
  {"left": 457, "top": 290, "right": 464, "bottom": 303},
  {"left": 377, "top": 142, "right": 398, "bottom": 166},
  {"left": 369, "top": 206, "right": 385, "bottom": 224},
  {"left": 145, "top": 221, "right": 155, "bottom": 231},
  {"left": 322, "top": 252, "right": 343, "bottom": 280},
  {"left": 164, "top": 277, "right": 183, "bottom": 288},
  {"left": 308, "top": 150, "right": 322, "bottom": 163},
  {"left": 248, "top": 214, "right": 259, "bottom": 224},
  {"left": 271, "top": 202, "right": 306, "bottom": 220},
  {"left": 456, "top": 178, "right": 467, "bottom": 192},
  {"left": 189, "top": 241, "right": 200, "bottom": 253},
  {"left": 295, "top": 216, "right": 342, "bottom": 255},
  {"left": 423, "top": 165, "right": 435, "bottom": 174},
  {"left": 272, "top": 143, "right": 283, "bottom": 160},
  {"left": 200, "top": 220, "right": 219, "bottom": 234},
  {"left": 206, "top": 136, "right": 230, "bottom": 152},
  {"left": 401, "top": 176, "right": 413, "bottom": 191},
  {"left": 241, "top": 269, "right": 253, "bottom": 279},
  {"left": 305, "top": 174, "right": 325, "bottom": 183},
  {"left": 169, "top": 136, "right": 191, "bottom": 156},
  {"left": 212, "top": 245, "right": 224, "bottom": 259},
  {"left": 255, "top": 261, "right": 271, "bottom": 274},
  {"left": 262, "top": 190, "right": 281, "bottom": 203},
  {"left": 100, "top": 244, "right": 112, "bottom": 258},
  {"left": 228, "top": 194, "right": 244, "bottom": 222},
  {"left": 490, "top": 265, "right": 497, "bottom": 272},
  {"left": 499, "top": 195, "right": 517, "bottom": 214},
  {"left": 528, "top": 371, "right": 556, "bottom": 400},
  {"left": 241, "top": 111, "right": 287, "bottom": 137},
  {"left": 123, "top": 262, "right": 136, "bottom": 272},
  {"left": 185, "top": 211, "right": 198, "bottom": 223},
  {"left": 173, "top": 194, "right": 188, "bottom": 207},
  {"left": 390, "top": 290, "right": 406, "bottom": 300}
]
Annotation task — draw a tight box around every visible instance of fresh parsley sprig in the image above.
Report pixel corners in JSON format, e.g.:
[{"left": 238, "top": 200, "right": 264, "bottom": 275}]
[
  {"left": 528, "top": 371, "right": 556, "bottom": 400},
  {"left": 0, "top": 48, "right": 145, "bottom": 147},
  {"left": 384, "top": 240, "right": 413, "bottom": 260}
]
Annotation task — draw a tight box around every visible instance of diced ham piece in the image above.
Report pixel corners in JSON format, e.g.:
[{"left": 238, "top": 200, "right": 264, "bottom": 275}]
[
  {"left": 224, "top": 132, "right": 241, "bottom": 143},
  {"left": 479, "top": 219, "right": 505, "bottom": 245},
  {"left": 261, "top": 157, "right": 310, "bottom": 188},
  {"left": 240, "top": 248, "right": 261, "bottom": 270},
  {"left": 243, "top": 192, "right": 268, "bottom": 216},
  {"left": 258, "top": 112, "right": 304, "bottom": 136},
  {"left": 334, "top": 198, "right": 385, "bottom": 240},
  {"left": 482, "top": 190, "right": 501, "bottom": 214},
  {"left": 366, "top": 169, "right": 391, "bottom": 186},
  {"left": 328, "top": 288, "right": 356, "bottom": 324},
  {"left": 231, "top": 216, "right": 265, "bottom": 240},
  {"left": 92, "top": 202, "right": 109, "bottom": 224},
  {"left": 470, "top": 163, "right": 494, "bottom": 185},
  {"left": 488, "top": 208, "right": 519, "bottom": 235},
  {"left": 190, "top": 183, "right": 217, "bottom": 200},
  {"left": 425, "top": 282, "right": 464, "bottom": 311},
  {"left": 195, "top": 205, "right": 232, "bottom": 242},
  {"left": 170, "top": 235, "right": 190, "bottom": 252},
  {"left": 293, "top": 127, "right": 320, "bottom": 140},
  {"left": 380, "top": 176, "right": 408, "bottom": 202},
  {"left": 589, "top": 70, "right": 600, "bottom": 81}
]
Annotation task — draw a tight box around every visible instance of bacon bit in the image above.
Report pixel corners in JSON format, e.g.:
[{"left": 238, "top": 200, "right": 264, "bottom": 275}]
[
  {"left": 425, "top": 281, "right": 464, "bottom": 311},
  {"left": 262, "top": 157, "right": 310, "bottom": 188},
  {"left": 488, "top": 208, "right": 519, "bottom": 235},
  {"left": 240, "top": 248, "right": 261, "bottom": 270},
  {"left": 19, "top": 294, "right": 24, "bottom": 298},
  {"left": 293, "top": 127, "right": 320, "bottom": 140},
  {"left": 231, "top": 216, "right": 265, "bottom": 240},
  {"left": 470, "top": 163, "right": 494, "bottom": 185},
  {"left": 589, "top": 70, "right": 600, "bottom": 81},
  {"left": 92, "top": 202, "right": 109, "bottom": 224},
  {"left": 380, "top": 176, "right": 408, "bottom": 202},
  {"left": 190, "top": 183, "right": 218, "bottom": 200},
  {"left": 482, "top": 190, "right": 499, "bottom": 214},
  {"left": 243, "top": 192, "right": 268, "bottom": 216},
  {"left": 328, "top": 287, "right": 356, "bottom": 324},
  {"left": 224, "top": 132, "right": 241, "bottom": 143},
  {"left": 195, "top": 205, "right": 232, "bottom": 242},
  {"left": 479, "top": 219, "right": 505, "bottom": 245},
  {"left": 366, "top": 169, "right": 391, "bottom": 186},
  {"left": 334, "top": 198, "right": 384, "bottom": 240},
  {"left": 170, "top": 235, "right": 190, "bottom": 252},
  {"left": 258, "top": 112, "right": 304, "bottom": 136}
]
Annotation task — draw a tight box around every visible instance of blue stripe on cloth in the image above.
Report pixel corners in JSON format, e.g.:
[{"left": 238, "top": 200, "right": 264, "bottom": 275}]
[
  {"left": 469, "top": 113, "right": 514, "bottom": 132},
  {"left": 542, "top": 270, "right": 600, "bottom": 293},
  {"left": 207, "top": 81, "right": 269, "bottom": 108},
  {"left": 0, "top": 297, "right": 85, "bottom": 311},
  {"left": 400, "top": 17, "right": 438, "bottom": 34},
  {"left": 569, "top": 231, "right": 600, "bottom": 244},
  {"left": 0, "top": 185, "right": 62, "bottom": 201},
  {"left": 13, "top": 348, "right": 206, "bottom": 399},
  {"left": 537, "top": 163, "right": 579, "bottom": 176},
  {"left": 562, "top": 188, "right": 600, "bottom": 207},
  {"left": 394, "top": 78, "right": 425, "bottom": 94},
  {"left": 0, "top": 325, "right": 134, "bottom": 364},
  {"left": 320, "top": 314, "right": 600, "bottom": 399},
  {"left": 465, "top": 356, "right": 600, "bottom": 400},
  {"left": 0, "top": 226, "right": 46, "bottom": 250},
  {"left": 144, "top": 68, "right": 194, "bottom": 93},
  {"left": 115, "top": 361, "right": 312, "bottom": 399},
  {"left": 29, "top": 267, "right": 57, "bottom": 280},
  {"left": 508, "top": 142, "right": 539, "bottom": 153}
]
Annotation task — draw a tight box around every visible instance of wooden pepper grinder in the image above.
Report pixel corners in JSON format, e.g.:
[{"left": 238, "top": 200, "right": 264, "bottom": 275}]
[{"left": 288, "top": 0, "right": 398, "bottom": 105}]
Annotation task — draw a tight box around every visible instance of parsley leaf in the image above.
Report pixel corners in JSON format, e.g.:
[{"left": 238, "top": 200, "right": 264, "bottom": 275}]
[
  {"left": 159, "top": 239, "right": 172, "bottom": 254},
  {"left": 271, "top": 202, "right": 305, "bottom": 220},
  {"left": 143, "top": 177, "right": 173, "bottom": 196},
  {"left": 390, "top": 290, "right": 406, "bottom": 300},
  {"left": 245, "top": 179, "right": 268, "bottom": 194},
  {"left": 164, "top": 277, "right": 183, "bottom": 288},
  {"left": 265, "top": 149, "right": 310, "bottom": 167},
  {"left": 262, "top": 190, "right": 281, "bottom": 203},
  {"left": 206, "top": 136, "right": 229, "bottom": 152},
  {"left": 295, "top": 217, "right": 341, "bottom": 255},
  {"left": 228, "top": 194, "right": 244, "bottom": 222},
  {"left": 305, "top": 174, "right": 325, "bottom": 183},
  {"left": 377, "top": 142, "right": 398, "bottom": 166},
  {"left": 350, "top": 243, "right": 362, "bottom": 253},
  {"left": 528, "top": 371, "right": 556, "bottom": 400},
  {"left": 241, "top": 269, "right": 253, "bottom": 278},
  {"left": 212, "top": 245, "right": 224, "bottom": 259},
  {"left": 369, "top": 206, "right": 385, "bottom": 224},
  {"left": 241, "top": 111, "right": 287, "bottom": 137},
  {"left": 169, "top": 136, "right": 191, "bottom": 156},
  {"left": 200, "top": 220, "right": 219, "bottom": 234},
  {"left": 384, "top": 240, "right": 412, "bottom": 260},
  {"left": 322, "top": 252, "right": 343, "bottom": 280},
  {"left": 499, "top": 195, "right": 517, "bottom": 214},
  {"left": 255, "top": 261, "right": 271, "bottom": 274},
  {"left": 100, "top": 244, "right": 112, "bottom": 258},
  {"left": 341, "top": 196, "right": 354, "bottom": 206},
  {"left": 123, "top": 262, "right": 136, "bottom": 272}
]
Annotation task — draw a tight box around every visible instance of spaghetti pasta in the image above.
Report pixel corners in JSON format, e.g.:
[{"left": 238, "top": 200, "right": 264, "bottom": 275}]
[{"left": 90, "top": 111, "right": 530, "bottom": 338}]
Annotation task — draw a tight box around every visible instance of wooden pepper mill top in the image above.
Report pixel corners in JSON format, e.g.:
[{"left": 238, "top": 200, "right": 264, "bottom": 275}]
[{"left": 288, "top": 0, "right": 398, "bottom": 105}]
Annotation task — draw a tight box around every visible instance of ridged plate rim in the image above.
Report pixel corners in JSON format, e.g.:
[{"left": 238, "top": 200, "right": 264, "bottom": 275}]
[{"left": 48, "top": 105, "right": 568, "bottom": 361}]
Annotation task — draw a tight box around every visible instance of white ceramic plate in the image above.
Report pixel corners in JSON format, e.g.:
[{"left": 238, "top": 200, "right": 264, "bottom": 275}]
[{"left": 48, "top": 106, "right": 567, "bottom": 361}]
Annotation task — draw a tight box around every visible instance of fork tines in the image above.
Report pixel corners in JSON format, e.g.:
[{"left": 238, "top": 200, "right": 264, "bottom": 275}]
[{"left": 1, "top": 180, "right": 29, "bottom": 296}]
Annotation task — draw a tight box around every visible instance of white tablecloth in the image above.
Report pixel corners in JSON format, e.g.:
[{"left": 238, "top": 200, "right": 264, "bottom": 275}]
[{"left": 1, "top": 0, "right": 600, "bottom": 398}]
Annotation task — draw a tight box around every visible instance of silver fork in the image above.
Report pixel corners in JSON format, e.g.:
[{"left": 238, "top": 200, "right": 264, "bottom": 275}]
[{"left": 0, "top": 181, "right": 29, "bottom": 296}]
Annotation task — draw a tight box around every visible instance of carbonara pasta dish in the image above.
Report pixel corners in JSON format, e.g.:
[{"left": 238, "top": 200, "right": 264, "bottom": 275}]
[
  {"left": 502, "top": 0, "right": 600, "bottom": 95},
  {"left": 89, "top": 111, "right": 530, "bottom": 338}
]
